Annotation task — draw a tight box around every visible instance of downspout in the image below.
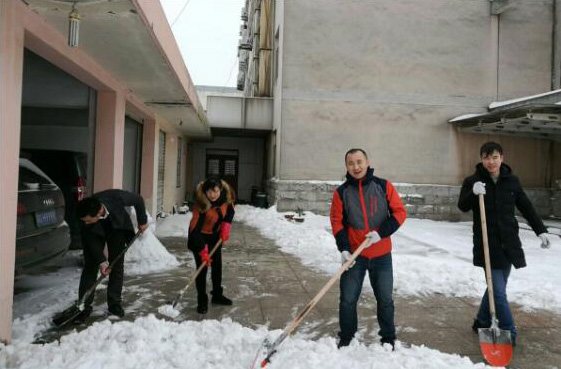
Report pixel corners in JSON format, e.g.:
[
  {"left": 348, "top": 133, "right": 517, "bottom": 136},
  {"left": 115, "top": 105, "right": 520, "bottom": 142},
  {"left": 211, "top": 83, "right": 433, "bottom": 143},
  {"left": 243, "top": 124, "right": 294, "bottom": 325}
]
[
  {"left": 552, "top": 0, "right": 558, "bottom": 90},
  {"left": 491, "top": 12, "right": 500, "bottom": 101}
]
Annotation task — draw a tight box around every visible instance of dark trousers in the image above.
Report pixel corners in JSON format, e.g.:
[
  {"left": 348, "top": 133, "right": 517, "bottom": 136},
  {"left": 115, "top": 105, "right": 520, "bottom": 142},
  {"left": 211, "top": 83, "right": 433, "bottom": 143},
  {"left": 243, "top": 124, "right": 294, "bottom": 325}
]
[
  {"left": 339, "top": 253, "right": 396, "bottom": 341},
  {"left": 79, "top": 227, "right": 133, "bottom": 308},
  {"left": 191, "top": 236, "right": 223, "bottom": 304}
]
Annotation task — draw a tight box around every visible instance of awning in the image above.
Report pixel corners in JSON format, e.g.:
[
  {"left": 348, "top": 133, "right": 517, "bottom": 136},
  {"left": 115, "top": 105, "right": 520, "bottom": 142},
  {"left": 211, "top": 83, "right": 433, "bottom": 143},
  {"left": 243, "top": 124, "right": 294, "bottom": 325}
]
[
  {"left": 23, "top": 0, "right": 210, "bottom": 138},
  {"left": 449, "top": 89, "right": 561, "bottom": 141}
]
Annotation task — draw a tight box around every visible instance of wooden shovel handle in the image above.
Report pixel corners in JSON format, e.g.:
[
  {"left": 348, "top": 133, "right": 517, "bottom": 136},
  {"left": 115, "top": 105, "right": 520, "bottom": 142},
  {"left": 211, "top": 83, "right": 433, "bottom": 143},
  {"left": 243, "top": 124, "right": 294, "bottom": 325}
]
[
  {"left": 172, "top": 239, "right": 223, "bottom": 307},
  {"left": 479, "top": 194, "right": 496, "bottom": 317},
  {"left": 283, "top": 237, "right": 372, "bottom": 337}
]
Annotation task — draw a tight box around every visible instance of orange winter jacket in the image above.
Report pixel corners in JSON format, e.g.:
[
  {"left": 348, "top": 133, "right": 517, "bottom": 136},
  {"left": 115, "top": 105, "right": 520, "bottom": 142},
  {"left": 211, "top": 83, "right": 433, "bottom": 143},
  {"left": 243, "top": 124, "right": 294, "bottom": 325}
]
[{"left": 330, "top": 167, "right": 406, "bottom": 259}]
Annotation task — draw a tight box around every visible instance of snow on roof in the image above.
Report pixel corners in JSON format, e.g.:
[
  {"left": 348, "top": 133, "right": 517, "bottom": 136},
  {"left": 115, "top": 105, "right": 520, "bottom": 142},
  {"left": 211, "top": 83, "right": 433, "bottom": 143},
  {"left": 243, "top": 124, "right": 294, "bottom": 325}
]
[
  {"left": 448, "top": 113, "right": 488, "bottom": 123},
  {"left": 489, "top": 88, "right": 561, "bottom": 109}
]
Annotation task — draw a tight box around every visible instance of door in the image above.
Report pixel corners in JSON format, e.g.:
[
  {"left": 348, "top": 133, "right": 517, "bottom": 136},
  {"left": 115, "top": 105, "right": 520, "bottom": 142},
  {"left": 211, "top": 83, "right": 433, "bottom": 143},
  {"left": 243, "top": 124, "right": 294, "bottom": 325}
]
[
  {"left": 123, "top": 117, "right": 143, "bottom": 194},
  {"left": 205, "top": 149, "right": 239, "bottom": 198}
]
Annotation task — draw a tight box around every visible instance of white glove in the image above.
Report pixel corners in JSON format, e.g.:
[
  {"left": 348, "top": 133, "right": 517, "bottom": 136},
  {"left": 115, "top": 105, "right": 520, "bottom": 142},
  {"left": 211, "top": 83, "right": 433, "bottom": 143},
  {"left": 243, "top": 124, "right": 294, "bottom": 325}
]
[
  {"left": 341, "top": 251, "right": 356, "bottom": 269},
  {"left": 539, "top": 233, "right": 551, "bottom": 249},
  {"left": 365, "top": 230, "right": 381, "bottom": 246},
  {"left": 473, "top": 181, "right": 486, "bottom": 195}
]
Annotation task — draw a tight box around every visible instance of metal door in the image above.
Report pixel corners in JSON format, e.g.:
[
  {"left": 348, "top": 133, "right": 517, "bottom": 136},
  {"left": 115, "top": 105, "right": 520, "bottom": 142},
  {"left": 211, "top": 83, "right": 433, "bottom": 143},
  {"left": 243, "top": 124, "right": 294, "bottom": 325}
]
[{"left": 205, "top": 149, "right": 239, "bottom": 197}]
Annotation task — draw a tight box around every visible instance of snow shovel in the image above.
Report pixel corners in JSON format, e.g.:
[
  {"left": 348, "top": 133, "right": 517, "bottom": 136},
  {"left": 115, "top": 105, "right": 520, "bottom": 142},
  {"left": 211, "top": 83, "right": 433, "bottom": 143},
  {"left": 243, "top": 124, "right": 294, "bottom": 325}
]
[
  {"left": 477, "top": 194, "right": 513, "bottom": 367},
  {"left": 167, "top": 238, "right": 223, "bottom": 309},
  {"left": 52, "top": 229, "right": 143, "bottom": 327},
  {"left": 251, "top": 236, "right": 374, "bottom": 369}
]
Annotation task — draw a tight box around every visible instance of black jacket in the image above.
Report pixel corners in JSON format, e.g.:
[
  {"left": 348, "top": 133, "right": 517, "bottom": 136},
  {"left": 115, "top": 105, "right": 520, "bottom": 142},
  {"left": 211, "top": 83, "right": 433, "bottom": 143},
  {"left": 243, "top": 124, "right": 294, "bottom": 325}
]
[
  {"left": 85, "top": 189, "right": 147, "bottom": 235},
  {"left": 458, "top": 163, "right": 547, "bottom": 269}
]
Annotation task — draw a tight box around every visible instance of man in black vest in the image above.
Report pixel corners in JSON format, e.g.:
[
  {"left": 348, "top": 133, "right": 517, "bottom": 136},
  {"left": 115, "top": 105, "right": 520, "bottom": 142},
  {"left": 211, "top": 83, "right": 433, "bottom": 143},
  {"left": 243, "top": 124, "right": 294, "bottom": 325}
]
[{"left": 73, "top": 189, "right": 148, "bottom": 324}]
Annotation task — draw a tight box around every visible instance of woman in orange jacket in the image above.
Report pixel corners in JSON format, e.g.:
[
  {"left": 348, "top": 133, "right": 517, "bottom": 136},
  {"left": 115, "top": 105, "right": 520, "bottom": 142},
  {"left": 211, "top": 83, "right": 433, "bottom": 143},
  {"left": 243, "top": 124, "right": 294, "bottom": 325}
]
[{"left": 188, "top": 176, "right": 235, "bottom": 314}]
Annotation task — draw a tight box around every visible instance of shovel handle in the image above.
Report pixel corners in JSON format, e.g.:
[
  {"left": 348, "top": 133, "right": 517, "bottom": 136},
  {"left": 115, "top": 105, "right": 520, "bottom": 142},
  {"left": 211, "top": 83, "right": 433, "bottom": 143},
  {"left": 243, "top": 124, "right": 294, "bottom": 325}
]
[
  {"left": 172, "top": 238, "right": 223, "bottom": 307},
  {"left": 79, "top": 229, "right": 143, "bottom": 307},
  {"left": 284, "top": 237, "right": 372, "bottom": 341},
  {"left": 478, "top": 194, "right": 496, "bottom": 318}
]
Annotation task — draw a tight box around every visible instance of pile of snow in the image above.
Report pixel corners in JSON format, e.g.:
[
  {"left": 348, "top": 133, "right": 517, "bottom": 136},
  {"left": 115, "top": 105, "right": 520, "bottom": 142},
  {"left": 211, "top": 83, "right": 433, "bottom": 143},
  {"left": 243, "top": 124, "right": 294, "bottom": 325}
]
[
  {"left": 155, "top": 213, "right": 192, "bottom": 238},
  {"left": 11, "top": 214, "right": 186, "bottom": 342},
  {"left": 235, "top": 205, "right": 561, "bottom": 313},
  {"left": 0, "top": 316, "right": 489, "bottom": 369},
  {"left": 125, "top": 230, "right": 180, "bottom": 275},
  {"left": 123, "top": 208, "right": 181, "bottom": 274}
]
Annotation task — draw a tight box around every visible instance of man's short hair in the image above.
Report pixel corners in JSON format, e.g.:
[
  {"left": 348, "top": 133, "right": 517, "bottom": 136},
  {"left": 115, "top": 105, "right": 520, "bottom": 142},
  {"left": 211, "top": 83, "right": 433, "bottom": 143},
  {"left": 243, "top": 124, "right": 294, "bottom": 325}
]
[
  {"left": 480, "top": 142, "right": 503, "bottom": 157},
  {"left": 345, "top": 148, "right": 368, "bottom": 161},
  {"left": 76, "top": 197, "right": 102, "bottom": 218}
]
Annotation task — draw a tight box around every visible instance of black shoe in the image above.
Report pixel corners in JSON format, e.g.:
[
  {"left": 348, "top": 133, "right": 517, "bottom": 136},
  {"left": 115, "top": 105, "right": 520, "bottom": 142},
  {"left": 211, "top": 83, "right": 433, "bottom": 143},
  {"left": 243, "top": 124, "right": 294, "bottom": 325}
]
[
  {"left": 72, "top": 306, "right": 92, "bottom": 325},
  {"left": 196, "top": 303, "right": 208, "bottom": 314},
  {"left": 108, "top": 304, "right": 125, "bottom": 318},
  {"left": 380, "top": 337, "right": 395, "bottom": 350},
  {"left": 337, "top": 337, "right": 352, "bottom": 349},
  {"left": 472, "top": 318, "right": 490, "bottom": 333},
  {"left": 211, "top": 293, "right": 233, "bottom": 306}
]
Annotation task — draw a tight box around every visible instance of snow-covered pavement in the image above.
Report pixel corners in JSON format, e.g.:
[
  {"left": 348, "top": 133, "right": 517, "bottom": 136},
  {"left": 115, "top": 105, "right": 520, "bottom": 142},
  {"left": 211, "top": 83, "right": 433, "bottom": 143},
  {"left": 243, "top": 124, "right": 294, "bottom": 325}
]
[
  {"left": 235, "top": 205, "right": 561, "bottom": 313},
  {"left": 3, "top": 207, "right": 561, "bottom": 368}
]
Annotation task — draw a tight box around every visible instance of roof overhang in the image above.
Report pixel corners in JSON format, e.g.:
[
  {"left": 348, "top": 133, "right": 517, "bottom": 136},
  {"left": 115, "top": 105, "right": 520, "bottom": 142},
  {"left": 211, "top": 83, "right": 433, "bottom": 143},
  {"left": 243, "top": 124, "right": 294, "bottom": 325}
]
[
  {"left": 449, "top": 89, "right": 561, "bottom": 142},
  {"left": 23, "top": 0, "right": 210, "bottom": 138}
]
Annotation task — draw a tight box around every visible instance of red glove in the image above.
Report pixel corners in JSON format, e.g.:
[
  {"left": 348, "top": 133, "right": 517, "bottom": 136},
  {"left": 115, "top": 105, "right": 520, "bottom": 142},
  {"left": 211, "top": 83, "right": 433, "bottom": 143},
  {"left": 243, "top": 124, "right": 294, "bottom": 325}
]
[
  {"left": 199, "top": 245, "right": 212, "bottom": 266},
  {"left": 220, "top": 222, "right": 232, "bottom": 243}
]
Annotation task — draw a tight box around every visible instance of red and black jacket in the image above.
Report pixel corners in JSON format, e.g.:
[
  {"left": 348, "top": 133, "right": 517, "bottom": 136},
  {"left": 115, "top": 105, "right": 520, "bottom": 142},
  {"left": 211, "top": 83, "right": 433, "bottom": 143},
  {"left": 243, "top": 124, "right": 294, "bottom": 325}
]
[
  {"left": 188, "top": 192, "right": 235, "bottom": 252},
  {"left": 330, "top": 167, "right": 406, "bottom": 259}
]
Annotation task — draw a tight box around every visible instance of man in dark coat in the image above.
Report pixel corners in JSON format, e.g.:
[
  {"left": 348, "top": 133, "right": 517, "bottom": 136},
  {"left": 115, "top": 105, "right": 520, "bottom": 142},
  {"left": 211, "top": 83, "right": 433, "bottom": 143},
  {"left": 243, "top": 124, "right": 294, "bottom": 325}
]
[
  {"left": 73, "top": 189, "right": 148, "bottom": 323},
  {"left": 458, "top": 142, "right": 551, "bottom": 345}
]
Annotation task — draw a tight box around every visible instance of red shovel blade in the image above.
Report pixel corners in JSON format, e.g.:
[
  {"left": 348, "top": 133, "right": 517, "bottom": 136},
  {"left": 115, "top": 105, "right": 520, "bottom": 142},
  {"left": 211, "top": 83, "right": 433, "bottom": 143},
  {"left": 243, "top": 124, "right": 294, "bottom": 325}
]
[{"left": 478, "top": 328, "right": 513, "bottom": 367}]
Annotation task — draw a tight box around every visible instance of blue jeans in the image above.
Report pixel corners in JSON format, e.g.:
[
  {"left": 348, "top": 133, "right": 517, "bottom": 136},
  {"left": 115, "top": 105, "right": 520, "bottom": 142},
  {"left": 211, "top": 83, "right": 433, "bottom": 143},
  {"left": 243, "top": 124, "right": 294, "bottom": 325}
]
[
  {"left": 476, "top": 265, "right": 517, "bottom": 340},
  {"left": 339, "top": 253, "right": 395, "bottom": 341}
]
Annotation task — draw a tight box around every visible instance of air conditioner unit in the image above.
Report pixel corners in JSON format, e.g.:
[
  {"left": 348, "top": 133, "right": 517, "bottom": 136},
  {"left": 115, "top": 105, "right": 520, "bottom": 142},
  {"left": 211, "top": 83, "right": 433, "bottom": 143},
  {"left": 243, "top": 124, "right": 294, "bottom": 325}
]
[{"left": 239, "top": 36, "right": 252, "bottom": 50}]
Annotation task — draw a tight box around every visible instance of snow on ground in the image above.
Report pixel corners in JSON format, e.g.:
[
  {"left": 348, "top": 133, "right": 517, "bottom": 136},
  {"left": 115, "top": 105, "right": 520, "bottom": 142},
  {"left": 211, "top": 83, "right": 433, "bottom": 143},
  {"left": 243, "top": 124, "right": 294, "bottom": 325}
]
[
  {"left": 10, "top": 221, "right": 182, "bottom": 343},
  {"left": 155, "top": 213, "right": 191, "bottom": 238},
  {"left": 0, "top": 315, "right": 489, "bottom": 369},
  {"left": 8, "top": 208, "right": 556, "bottom": 368},
  {"left": 10, "top": 253, "right": 83, "bottom": 343},
  {"left": 235, "top": 205, "right": 561, "bottom": 313},
  {"left": 125, "top": 230, "right": 180, "bottom": 275}
]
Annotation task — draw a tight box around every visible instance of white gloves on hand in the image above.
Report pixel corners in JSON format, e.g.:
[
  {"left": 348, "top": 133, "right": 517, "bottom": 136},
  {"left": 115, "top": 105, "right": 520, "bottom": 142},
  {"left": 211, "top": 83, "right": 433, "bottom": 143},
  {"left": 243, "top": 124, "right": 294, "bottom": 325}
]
[
  {"left": 365, "top": 230, "right": 381, "bottom": 246},
  {"left": 473, "top": 181, "right": 486, "bottom": 195},
  {"left": 341, "top": 251, "right": 356, "bottom": 269},
  {"left": 539, "top": 233, "right": 551, "bottom": 249}
]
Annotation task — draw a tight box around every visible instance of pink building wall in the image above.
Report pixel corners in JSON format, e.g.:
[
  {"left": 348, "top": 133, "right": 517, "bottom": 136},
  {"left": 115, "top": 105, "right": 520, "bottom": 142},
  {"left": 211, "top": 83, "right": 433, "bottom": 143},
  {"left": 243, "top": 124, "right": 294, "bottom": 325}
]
[{"left": 0, "top": 0, "right": 171, "bottom": 343}]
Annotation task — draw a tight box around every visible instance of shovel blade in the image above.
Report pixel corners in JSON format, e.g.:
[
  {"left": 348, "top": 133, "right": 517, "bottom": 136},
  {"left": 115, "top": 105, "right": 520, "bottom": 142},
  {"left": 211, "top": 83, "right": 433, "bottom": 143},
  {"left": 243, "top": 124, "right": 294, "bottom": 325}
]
[
  {"left": 478, "top": 327, "right": 513, "bottom": 367},
  {"left": 52, "top": 305, "right": 82, "bottom": 327}
]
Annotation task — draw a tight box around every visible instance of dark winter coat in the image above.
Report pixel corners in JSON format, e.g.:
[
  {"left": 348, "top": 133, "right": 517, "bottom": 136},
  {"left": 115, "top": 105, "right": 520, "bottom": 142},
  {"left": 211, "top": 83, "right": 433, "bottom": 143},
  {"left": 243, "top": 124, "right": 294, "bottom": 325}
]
[
  {"left": 188, "top": 181, "right": 235, "bottom": 253},
  {"left": 458, "top": 163, "right": 547, "bottom": 269},
  {"left": 83, "top": 189, "right": 147, "bottom": 264}
]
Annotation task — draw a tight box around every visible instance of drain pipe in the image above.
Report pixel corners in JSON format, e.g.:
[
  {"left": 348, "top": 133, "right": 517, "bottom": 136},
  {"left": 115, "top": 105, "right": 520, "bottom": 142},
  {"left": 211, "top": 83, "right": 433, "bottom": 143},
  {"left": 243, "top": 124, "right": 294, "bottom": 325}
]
[{"left": 552, "top": 0, "right": 558, "bottom": 90}]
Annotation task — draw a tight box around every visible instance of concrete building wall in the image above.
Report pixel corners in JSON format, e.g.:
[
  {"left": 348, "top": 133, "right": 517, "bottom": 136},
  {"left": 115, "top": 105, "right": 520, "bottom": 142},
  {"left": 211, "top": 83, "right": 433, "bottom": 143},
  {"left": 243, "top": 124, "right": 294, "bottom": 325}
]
[
  {"left": 277, "top": 0, "right": 555, "bottom": 188},
  {"left": 156, "top": 117, "right": 189, "bottom": 214},
  {"left": 272, "top": 0, "right": 285, "bottom": 179},
  {"left": 269, "top": 180, "right": 554, "bottom": 220}
]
